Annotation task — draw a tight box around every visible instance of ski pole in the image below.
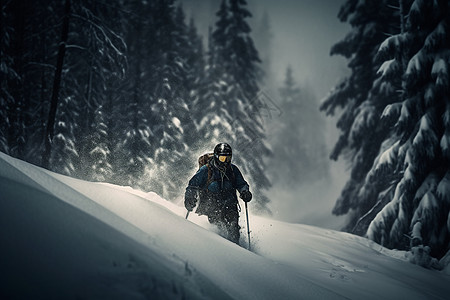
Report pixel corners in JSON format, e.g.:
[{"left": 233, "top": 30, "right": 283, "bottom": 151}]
[
  {"left": 245, "top": 202, "right": 251, "bottom": 251},
  {"left": 185, "top": 211, "right": 190, "bottom": 219}
]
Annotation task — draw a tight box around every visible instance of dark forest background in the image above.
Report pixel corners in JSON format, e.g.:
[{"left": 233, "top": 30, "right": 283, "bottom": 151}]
[
  {"left": 1, "top": 0, "right": 329, "bottom": 213},
  {"left": 1, "top": 0, "right": 271, "bottom": 212}
]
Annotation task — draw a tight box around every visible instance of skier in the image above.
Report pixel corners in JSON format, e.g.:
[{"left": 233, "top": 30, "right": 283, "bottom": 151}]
[{"left": 184, "top": 143, "right": 252, "bottom": 244}]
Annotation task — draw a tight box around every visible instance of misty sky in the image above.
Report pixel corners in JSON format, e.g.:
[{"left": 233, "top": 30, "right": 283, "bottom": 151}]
[
  {"left": 182, "top": 0, "right": 351, "bottom": 229},
  {"left": 182, "top": 0, "right": 349, "bottom": 98}
]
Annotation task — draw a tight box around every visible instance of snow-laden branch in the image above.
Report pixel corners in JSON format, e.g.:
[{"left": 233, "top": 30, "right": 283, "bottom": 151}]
[{"left": 70, "top": 13, "right": 126, "bottom": 58}]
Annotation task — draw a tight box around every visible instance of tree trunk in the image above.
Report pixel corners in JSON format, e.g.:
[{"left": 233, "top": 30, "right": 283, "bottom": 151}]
[{"left": 41, "top": 0, "right": 71, "bottom": 169}]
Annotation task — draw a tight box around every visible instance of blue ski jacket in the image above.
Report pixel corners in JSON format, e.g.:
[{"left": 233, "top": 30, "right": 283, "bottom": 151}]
[{"left": 186, "top": 160, "right": 249, "bottom": 208}]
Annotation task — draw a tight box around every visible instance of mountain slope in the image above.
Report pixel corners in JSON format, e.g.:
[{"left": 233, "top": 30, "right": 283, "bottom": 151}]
[{"left": 0, "top": 152, "right": 449, "bottom": 299}]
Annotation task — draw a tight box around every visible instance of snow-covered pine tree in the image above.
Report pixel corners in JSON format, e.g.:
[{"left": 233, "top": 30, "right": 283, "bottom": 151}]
[
  {"left": 195, "top": 23, "right": 234, "bottom": 146},
  {"left": 211, "top": 0, "right": 272, "bottom": 212},
  {"left": 324, "top": 0, "right": 450, "bottom": 262},
  {"left": 67, "top": 0, "right": 126, "bottom": 181},
  {"left": 141, "top": 0, "right": 196, "bottom": 200},
  {"left": 192, "top": 25, "right": 236, "bottom": 182},
  {"left": 114, "top": 0, "right": 154, "bottom": 188},
  {"left": 169, "top": 4, "right": 201, "bottom": 157},
  {"left": 366, "top": 0, "right": 450, "bottom": 261},
  {"left": 321, "top": 0, "right": 401, "bottom": 232},
  {"left": 39, "top": 0, "right": 126, "bottom": 176},
  {"left": 270, "top": 66, "right": 329, "bottom": 187}
]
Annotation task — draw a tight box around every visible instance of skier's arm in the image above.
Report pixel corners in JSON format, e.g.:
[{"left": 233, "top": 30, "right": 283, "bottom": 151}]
[
  {"left": 233, "top": 165, "right": 252, "bottom": 202},
  {"left": 185, "top": 166, "right": 208, "bottom": 211},
  {"left": 233, "top": 165, "right": 249, "bottom": 193},
  {"left": 187, "top": 165, "right": 209, "bottom": 190}
]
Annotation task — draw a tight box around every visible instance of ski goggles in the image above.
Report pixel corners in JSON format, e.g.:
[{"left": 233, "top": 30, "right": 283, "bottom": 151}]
[{"left": 218, "top": 155, "right": 232, "bottom": 163}]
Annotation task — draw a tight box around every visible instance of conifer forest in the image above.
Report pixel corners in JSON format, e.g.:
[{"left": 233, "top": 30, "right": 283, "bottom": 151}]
[{"left": 1, "top": 0, "right": 449, "bottom": 264}]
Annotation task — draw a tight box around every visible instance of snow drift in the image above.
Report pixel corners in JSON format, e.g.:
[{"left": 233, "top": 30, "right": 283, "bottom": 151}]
[{"left": 1, "top": 152, "right": 449, "bottom": 299}]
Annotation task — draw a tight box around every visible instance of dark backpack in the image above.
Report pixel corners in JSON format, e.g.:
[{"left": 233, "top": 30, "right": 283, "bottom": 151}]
[
  {"left": 198, "top": 153, "right": 213, "bottom": 168},
  {"left": 198, "top": 153, "right": 214, "bottom": 183}
]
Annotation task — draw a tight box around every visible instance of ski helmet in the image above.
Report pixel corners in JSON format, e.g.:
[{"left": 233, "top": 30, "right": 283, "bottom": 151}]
[{"left": 214, "top": 143, "right": 232, "bottom": 164}]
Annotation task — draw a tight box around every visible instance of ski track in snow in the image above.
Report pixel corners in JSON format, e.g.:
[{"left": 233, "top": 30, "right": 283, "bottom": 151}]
[{"left": 1, "top": 152, "right": 449, "bottom": 300}]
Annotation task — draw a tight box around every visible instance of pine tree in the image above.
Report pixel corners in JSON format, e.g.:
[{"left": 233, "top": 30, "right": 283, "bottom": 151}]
[
  {"left": 140, "top": 0, "right": 194, "bottom": 199},
  {"left": 36, "top": 0, "right": 125, "bottom": 174},
  {"left": 366, "top": 0, "right": 450, "bottom": 260},
  {"left": 271, "top": 66, "right": 329, "bottom": 187},
  {"left": 210, "top": 0, "right": 271, "bottom": 212},
  {"left": 194, "top": 3, "right": 234, "bottom": 148},
  {"left": 321, "top": 0, "right": 400, "bottom": 232},
  {"left": 114, "top": 0, "right": 154, "bottom": 188},
  {"left": 195, "top": 26, "right": 233, "bottom": 156},
  {"left": 67, "top": 0, "right": 127, "bottom": 180},
  {"left": 324, "top": 0, "right": 450, "bottom": 261}
]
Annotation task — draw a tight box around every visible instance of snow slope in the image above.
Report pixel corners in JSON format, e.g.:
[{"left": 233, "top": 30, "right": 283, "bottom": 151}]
[{"left": 1, "top": 152, "right": 449, "bottom": 299}]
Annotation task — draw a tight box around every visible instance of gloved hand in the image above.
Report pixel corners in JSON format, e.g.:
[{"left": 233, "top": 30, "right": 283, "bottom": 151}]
[
  {"left": 184, "top": 189, "right": 197, "bottom": 211},
  {"left": 240, "top": 190, "right": 252, "bottom": 203}
]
